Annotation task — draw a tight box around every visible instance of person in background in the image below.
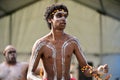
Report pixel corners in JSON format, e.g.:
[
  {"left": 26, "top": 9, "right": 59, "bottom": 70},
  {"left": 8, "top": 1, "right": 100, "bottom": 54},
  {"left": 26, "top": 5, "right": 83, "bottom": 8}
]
[
  {"left": 0, "top": 45, "right": 40, "bottom": 80},
  {"left": 0, "top": 45, "right": 29, "bottom": 80}
]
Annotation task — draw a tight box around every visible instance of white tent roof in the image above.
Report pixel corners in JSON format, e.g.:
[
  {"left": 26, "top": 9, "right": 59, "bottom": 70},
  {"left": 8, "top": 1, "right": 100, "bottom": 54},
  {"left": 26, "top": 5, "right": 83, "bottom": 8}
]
[{"left": 0, "top": 0, "right": 120, "bottom": 20}]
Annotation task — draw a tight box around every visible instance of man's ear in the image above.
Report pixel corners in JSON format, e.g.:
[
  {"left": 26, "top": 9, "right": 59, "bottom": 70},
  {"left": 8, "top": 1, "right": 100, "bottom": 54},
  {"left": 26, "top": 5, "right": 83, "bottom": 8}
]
[
  {"left": 3, "top": 50, "right": 5, "bottom": 56},
  {"left": 48, "top": 19, "right": 52, "bottom": 23}
]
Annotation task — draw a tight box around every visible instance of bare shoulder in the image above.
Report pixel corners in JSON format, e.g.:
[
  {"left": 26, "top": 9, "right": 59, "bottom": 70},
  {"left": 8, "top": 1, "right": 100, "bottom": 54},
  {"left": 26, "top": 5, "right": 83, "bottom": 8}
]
[
  {"left": 32, "top": 35, "right": 50, "bottom": 51},
  {"left": 65, "top": 34, "right": 82, "bottom": 50},
  {"left": 0, "top": 62, "right": 7, "bottom": 68},
  {"left": 0, "top": 62, "right": 6, "bottom": 68},
  {"left": 18, "top": 62, "right": 29, "bottom": 68},
  {"left": 21, "top": 62, "right": 29, "bottom": 66},
  {"left": 0, "top": 62, "right": 10, "bottom": 74},
  {"left": 65, "top": 34, "right": 80, "bottom": 42},
  {"left": 34, "top": 34, "right": 50, "bottom": 45}
]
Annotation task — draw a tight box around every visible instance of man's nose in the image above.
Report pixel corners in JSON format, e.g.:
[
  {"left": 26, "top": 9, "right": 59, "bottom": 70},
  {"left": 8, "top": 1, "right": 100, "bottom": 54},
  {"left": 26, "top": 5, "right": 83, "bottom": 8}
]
[
  {"left": 11, "top": 53, "right": 15, "bottom": 57},
  {"left": 61, "top": 17, "right": 66, "bottom": 21}
]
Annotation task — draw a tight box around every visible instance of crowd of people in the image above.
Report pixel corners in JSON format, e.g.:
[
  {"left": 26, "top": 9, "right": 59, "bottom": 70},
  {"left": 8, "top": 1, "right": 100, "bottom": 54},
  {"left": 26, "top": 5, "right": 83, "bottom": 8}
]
[{"left": 0, "top": 3, "right": 111, "bottom": 80}]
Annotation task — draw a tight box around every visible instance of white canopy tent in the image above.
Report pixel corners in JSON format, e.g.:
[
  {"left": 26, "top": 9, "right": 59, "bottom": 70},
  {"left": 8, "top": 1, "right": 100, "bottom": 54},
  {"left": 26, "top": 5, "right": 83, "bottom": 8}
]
[
  {"left": 0, "top": 0, "right": 120, "bottom": 54},
  {"left": 0, "top": 0, "right": 120, "bottom": 79}
]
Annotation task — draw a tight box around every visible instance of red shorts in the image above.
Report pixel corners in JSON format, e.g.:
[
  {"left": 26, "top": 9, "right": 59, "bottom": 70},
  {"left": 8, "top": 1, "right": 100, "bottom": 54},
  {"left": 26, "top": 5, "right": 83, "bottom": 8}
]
[{"left": 44, "top": 78, "right": 76, "bottom": 80}]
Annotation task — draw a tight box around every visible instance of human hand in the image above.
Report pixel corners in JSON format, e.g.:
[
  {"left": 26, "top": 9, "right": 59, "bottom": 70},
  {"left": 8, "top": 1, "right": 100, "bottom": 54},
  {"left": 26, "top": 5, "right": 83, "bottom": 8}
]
[
  {"left": 96, "top": 64, "right": 111, "bottom": 80},
  {"left": 97, "top": 64, "right": 109, "bottom": 75}
]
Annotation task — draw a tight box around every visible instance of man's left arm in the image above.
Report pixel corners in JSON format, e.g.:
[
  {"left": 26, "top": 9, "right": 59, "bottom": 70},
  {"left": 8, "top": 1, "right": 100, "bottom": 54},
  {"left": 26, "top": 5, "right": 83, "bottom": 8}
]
[{"left": 73, "top": 38, "right": 110, "bottom": 79}]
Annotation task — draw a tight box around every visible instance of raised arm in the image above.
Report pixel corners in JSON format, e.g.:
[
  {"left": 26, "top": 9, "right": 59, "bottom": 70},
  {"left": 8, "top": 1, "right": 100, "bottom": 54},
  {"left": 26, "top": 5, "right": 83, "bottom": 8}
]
[{"left": 27, "top": 40, "right": 45, "bottom": 80}]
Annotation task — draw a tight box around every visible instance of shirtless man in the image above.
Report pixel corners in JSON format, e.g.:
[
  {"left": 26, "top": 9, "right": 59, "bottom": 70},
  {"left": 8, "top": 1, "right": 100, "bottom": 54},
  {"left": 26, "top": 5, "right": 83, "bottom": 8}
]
[
  {"left": 27, "top": 3, "right": 110, "bottom": 80},
  {"left": 0, "top": 45, "right": 28, "bottom": 80}
]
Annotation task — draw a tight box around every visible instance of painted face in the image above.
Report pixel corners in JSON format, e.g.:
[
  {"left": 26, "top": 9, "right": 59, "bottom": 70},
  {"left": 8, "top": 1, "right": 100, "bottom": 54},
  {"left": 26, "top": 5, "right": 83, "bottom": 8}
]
[
  {"left": 51, "top": 11, "right": 67, "bottom": 30},
  {"left": 53, "top": 11, "right": 67, "bottom": 21},
  {"left": 5, "top": 48, "right": 17, "bottom": 64}
]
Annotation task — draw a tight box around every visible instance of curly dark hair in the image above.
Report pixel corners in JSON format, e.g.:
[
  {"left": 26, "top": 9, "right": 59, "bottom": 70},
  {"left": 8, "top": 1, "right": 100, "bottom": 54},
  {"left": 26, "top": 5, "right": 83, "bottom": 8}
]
[{"left": 44, "top": 3, "right": 69, "bottom": 29}]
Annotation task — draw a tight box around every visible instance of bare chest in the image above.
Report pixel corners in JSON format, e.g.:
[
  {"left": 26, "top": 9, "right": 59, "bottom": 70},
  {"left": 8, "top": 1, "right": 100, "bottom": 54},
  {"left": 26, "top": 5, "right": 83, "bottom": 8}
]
[
  {"left": 43, "top": 40, "right": 74, "bottom": 59},
  {"left": 0, "top": 64, "right": 23, "bottom": 80}
]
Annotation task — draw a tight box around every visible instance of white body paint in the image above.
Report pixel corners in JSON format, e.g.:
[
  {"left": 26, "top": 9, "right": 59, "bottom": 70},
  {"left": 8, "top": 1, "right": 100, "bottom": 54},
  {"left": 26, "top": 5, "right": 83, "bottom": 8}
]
[{"left": 28, "top": 37, "right": 83, "bottom": 80}]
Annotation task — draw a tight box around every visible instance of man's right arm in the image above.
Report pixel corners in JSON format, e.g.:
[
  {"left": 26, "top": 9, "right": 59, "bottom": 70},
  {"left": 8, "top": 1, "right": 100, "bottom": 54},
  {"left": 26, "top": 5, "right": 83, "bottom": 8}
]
[{"left": 27, "top": 40, "right": 44, "bottom": 80}]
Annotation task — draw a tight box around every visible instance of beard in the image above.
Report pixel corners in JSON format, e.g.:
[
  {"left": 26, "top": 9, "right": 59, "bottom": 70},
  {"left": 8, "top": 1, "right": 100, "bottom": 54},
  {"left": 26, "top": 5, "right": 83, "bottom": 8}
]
[{"left": 6, "top": 57, "right": 17, "bottom": 65}]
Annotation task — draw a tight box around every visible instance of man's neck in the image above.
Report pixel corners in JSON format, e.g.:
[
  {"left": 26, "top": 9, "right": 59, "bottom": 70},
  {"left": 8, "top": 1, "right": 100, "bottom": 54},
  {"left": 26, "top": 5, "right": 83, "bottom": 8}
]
[{"left": 50, "top": 29, "right": 65, "bottom": 41}]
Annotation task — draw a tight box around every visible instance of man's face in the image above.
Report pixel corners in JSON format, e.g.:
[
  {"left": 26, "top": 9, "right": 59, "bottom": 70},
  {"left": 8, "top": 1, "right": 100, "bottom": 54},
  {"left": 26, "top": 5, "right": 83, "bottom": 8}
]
[
  {"left": 5, "top": 48, "right": 17, "bottom": 64},
  {"left": 51, "top": 11, "right": 67, "bottom": 30}
]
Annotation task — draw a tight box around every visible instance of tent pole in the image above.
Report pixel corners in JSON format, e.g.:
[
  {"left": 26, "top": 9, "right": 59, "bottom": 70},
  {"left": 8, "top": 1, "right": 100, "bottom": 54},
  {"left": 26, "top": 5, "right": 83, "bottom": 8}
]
[
  {"left": 99, "top": 14, "right": 103, "bottom": 64},
  {"left": 9, "top": 15, "right": 12, "bottom": 45}
]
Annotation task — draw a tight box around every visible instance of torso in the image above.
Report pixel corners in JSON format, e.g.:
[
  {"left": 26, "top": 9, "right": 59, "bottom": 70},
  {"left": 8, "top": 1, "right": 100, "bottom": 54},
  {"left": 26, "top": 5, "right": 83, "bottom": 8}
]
[
  {"left": 0, "top": 62, "right": 28, "bottom": 80},
  {"left": 34, "top": 34, "right": 79, "bottom": 80}
]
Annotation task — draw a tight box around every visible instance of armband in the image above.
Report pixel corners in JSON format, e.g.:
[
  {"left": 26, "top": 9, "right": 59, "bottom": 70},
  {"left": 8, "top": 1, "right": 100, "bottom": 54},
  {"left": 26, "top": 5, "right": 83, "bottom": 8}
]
[
  {"left": 81, "top": 65, "right": 101, "bottom": 79},
  {"left": 81, "top": 65, "right": 93, "bottom": 73}
]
